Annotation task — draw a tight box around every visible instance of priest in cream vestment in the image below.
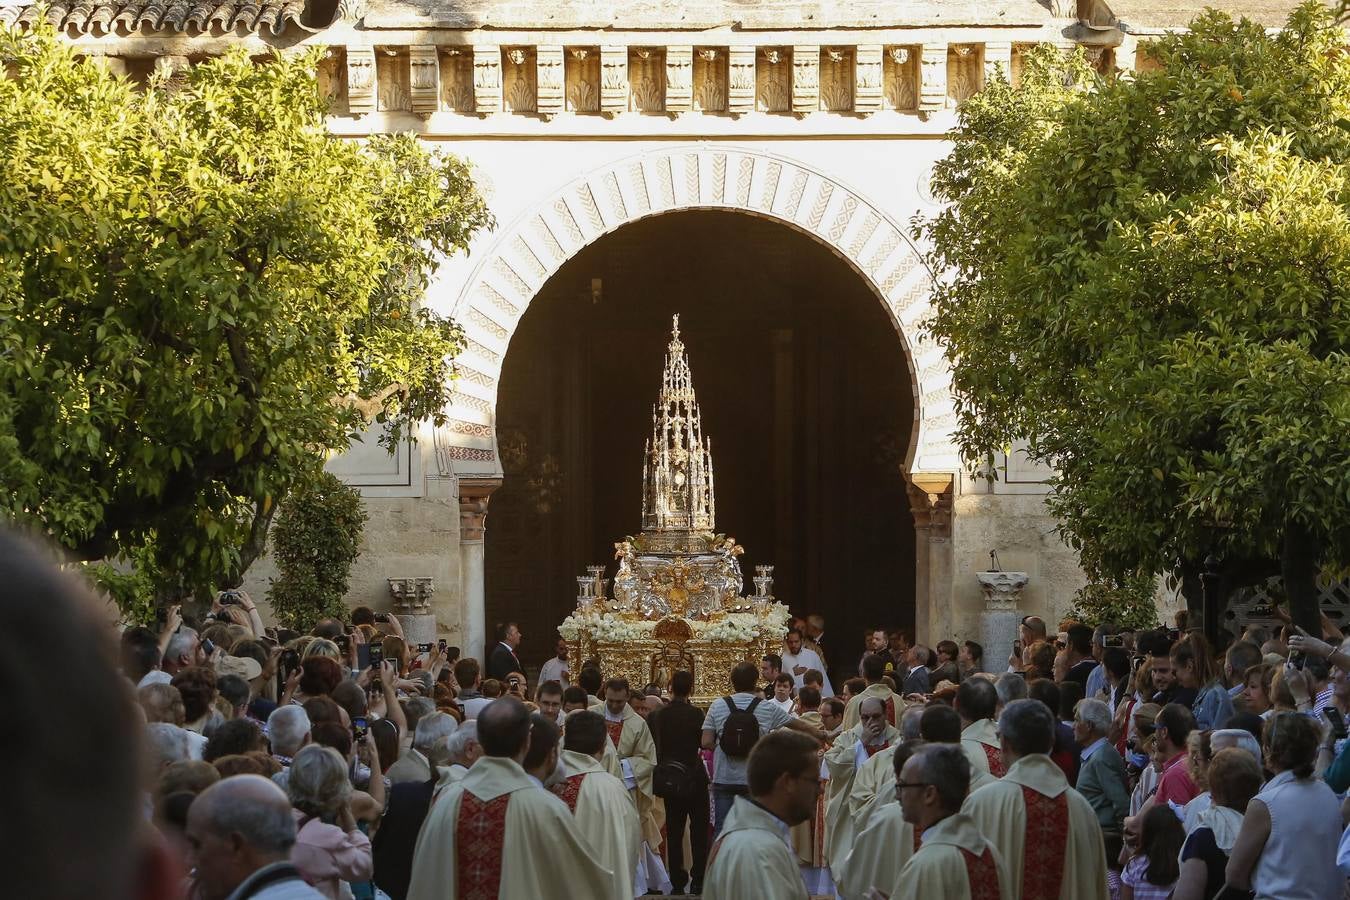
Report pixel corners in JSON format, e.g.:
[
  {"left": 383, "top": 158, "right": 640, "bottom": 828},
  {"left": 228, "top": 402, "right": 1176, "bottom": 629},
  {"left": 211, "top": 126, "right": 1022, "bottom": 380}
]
[
  {"left": 823, "top": 696, "right": 899, "bottom": 865},
  {"left": 704, "top": 730, "right": 824, "bottom": 900},
  {"left": 841, "top": 654, "right": 909, "bottom": 730},
  {"left": 555, "top": 711, "right": 640, "bottom": 900},
  {"left": 833, "top": 739, "right": 924, "bottom": 899},
  {"left": 407, "top": 698, "right": 612, "bottom": 900},
  {"left": 600, "top": 680, "right": 660, "bottom": 846},
  {"left": 956, "top": 677, "right": 1007, "bottom": 778},
  {"left": 891, "top": 743, "right": 1013, "bottom": 900},
  {"left": 961, "top": 699, "right": 1108, "bottom": 900}
]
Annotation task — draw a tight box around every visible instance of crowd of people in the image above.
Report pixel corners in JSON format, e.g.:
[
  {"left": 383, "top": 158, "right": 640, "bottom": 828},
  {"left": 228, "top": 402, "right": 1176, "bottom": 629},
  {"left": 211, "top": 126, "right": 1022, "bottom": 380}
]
[{"left": 11, "top": 522, "right": 1350, "bottom": 900}]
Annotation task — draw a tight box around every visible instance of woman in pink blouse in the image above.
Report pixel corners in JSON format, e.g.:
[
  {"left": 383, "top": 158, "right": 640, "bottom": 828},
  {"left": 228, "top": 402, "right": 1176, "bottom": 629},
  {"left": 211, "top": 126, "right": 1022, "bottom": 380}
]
[{"left": 286, "top": 744, "right": 374, "bottom": 900}]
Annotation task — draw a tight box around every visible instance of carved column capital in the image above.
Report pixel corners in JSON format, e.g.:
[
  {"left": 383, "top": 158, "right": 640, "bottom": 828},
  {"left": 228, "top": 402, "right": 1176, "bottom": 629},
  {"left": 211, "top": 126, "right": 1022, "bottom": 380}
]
[
  {"left": 458, "top": 477, "right": 501, "bottom": 543},
  {"left": 904, "top": 472, "right": 955, "bottom": 538}
]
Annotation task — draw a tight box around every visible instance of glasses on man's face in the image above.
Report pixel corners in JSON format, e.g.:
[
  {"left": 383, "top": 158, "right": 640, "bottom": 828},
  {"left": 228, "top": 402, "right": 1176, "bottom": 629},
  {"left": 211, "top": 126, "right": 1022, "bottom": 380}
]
[{"left": 894, "top": 781, "right": 930, "bottom": 797}]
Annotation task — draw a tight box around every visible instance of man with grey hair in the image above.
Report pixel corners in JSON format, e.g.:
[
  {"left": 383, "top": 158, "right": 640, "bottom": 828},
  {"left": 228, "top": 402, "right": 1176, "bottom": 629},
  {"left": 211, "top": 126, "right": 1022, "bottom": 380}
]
[
  {"left": 266, "top": 705, "right": 311, "bottom": 789},
  {"left": 145, "top": 722, "right": 192, "bottom": 774},
  {"left": 824, "top": 694, "right": 900, "bottom": 866},
  {"left": 186, "top": 774, "right": 324, "bottom": 899},
  {"left": 1073, "top": 698, "right": 1129, "bottom": 842},
  {"left": 994, "top": 672, "right": 1027, "bottom": 714},
  {"left": 963, "top": 699, "right": 1108, "bottom": 899},
  {"left": 387, "top": 711, "right": 458, "bottom": 785},
  {"left": 163, "top": 625, "right": 203, "bottom": 677},
  {"left": 890, "top": 744, "right": 1011, "bottom": 898}
]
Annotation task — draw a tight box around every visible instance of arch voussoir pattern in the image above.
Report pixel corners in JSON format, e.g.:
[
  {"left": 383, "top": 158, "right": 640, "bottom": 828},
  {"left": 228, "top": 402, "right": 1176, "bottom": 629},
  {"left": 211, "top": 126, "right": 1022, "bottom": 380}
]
[{"left": 433, "top": 146, "right": 959, "bottom": 478}]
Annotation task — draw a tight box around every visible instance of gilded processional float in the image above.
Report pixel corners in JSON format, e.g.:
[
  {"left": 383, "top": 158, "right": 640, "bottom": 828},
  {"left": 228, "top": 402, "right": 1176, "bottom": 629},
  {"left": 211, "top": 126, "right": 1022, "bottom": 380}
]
[{"left": 560, "top": 316, "right": 789, "bottom": 706}]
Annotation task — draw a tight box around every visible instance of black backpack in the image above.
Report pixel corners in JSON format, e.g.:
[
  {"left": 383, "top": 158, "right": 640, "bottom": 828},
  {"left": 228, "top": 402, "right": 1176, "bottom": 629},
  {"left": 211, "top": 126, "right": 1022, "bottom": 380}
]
[{"left": 718, "top": 696, "right": 762, "bottom": 758}]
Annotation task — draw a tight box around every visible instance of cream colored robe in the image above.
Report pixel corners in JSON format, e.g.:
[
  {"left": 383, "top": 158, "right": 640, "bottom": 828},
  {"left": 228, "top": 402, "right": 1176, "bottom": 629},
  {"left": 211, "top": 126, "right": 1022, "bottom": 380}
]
[
  {"left": 407, "top": 756, "right": 612, "bottom": 900},
  {"left": 560, "top": 749, "right": 640, "bottom": 900},
  {"left": 834, "top": 801, "right": 914, "bottom": 900},
  {"left": 841, "top": 683, "right": 908, "bottom": 730},
  {"left": 823, "top": 722, "right": 900, "bottom": 865},
  {"left": 850, "top": 750, "right": 994, "bottom": 839},
  {"left": 703, "top": 797, "right": 809, "bottom": 900},
  {"left": 789, "top": 710, "right": 829, "bottom": 867},
  {"left": 891, "top": 812, "right": 1013, "bottom": 900},
  {"left": 961, "top": 754, "right": 1109, "bottom": 900},
  {"left": 961, "top": 718, "right": 1003, "bottom": 777},
  {"left": 602, "top": 704, "right": 661, "bottom": 847}
]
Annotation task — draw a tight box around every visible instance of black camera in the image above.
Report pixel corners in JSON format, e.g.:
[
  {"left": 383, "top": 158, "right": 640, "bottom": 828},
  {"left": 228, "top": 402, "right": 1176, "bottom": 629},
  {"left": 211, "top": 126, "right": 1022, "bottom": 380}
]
[
  {"left": 418, "top": 642, "right": 434, "bottom": 654},
  {"left": 218, "top": 590, "right": 242, "bottom": 606}
]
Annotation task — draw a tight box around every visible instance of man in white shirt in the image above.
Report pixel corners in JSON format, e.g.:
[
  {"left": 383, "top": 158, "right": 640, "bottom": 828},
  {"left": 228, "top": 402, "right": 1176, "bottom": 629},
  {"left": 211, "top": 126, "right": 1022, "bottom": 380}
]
[
  {"left": 783, "top": 628, "right": 833, "bottom": 696},
  {"left": 538, "top": 637, "right": 570, "bottom": 688}
]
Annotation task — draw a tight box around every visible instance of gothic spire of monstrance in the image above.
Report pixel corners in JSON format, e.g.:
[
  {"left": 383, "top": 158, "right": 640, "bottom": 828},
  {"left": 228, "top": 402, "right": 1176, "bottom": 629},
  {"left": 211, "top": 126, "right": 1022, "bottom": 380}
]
[{"left": 641, "top": 314, "right": 716, "bottom": 532}]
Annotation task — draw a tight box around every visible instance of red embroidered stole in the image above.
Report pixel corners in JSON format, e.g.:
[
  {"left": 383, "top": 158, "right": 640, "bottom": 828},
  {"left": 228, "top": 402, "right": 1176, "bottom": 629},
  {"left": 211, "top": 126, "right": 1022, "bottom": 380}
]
[
  {"left": 553, "top": 773, "right": 586, "bottom": 814},
  {"left": 863, "top": 741, "right": 888, "bottom": 758},
  {"left": 959, "top": 847, "right": 1003, "bottom": 900},
  {"left": 982, "top": 743, "right": 1007, "bottom": 777},
  {"left": 606, "top": 719, "right": 625, "bottom": 749},
  {"left": 1020, "top": 786, "right": 1069, "bottom": 900},
  {"left": 884, "top": 695, "right": 897, "bottom": 726},
  {"left": 455, "top": 792, "right": 511, "bottom": 900}
]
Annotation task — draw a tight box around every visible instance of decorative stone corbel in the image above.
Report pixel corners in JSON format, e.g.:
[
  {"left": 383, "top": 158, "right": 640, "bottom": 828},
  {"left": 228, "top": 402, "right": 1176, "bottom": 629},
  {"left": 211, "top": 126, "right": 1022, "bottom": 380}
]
[
  {"left": 904, "top": 472, "right": 955, "bottom": 538},
  {"left": 600, "top": 45, "right": 628, "bottom": 117},
  {"left": 854, "top": 44, "right": 883, "bottom": 113},
  {"left": 665, "top": 45, "right": 693, "bottom": 114},
  {"left": 919, "top": 43, "right": 947, "bottom": 115},
  {"left": 472, "top": 45, "right": 502, "bottom": 114},
  {"left": 791, "top": 45, "right": 819, "bottom": 115},
  {"left": 536, "top": 45, "right": 564, "bottom": 118},
  {"left": 408, "top": 45, "right": 440, "bottom": 118},
  {"left": 346, "top": 46, "right": 377, "bottom": 116},
  {"left": 727, "top": 45, "right": 756, "bottom": 115}
]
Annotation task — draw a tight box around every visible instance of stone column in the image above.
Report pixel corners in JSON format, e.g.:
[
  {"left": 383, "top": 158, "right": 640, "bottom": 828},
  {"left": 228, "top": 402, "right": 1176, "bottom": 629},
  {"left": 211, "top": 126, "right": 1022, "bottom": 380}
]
[
  {"left": 977, "top": 571, "right": 1029, "bottom": 677},
  {"left": 458, "top": 477, "right": 500, "bottom": 663},
  {"left": 904, "top": 473, "right": 954, "bottom": 644}
]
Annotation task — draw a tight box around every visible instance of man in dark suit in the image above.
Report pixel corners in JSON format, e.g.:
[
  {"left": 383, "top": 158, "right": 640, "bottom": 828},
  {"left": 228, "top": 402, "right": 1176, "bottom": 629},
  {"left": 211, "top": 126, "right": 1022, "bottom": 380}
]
[
  {"left": 372, "top": 775, "right": 436, "bottom": 900},
  {"left": 486, "top": 621, "right": 524, "bottom": 682},
  {"left": 648, "top": 669, "right": 709, "bottom": 894}
]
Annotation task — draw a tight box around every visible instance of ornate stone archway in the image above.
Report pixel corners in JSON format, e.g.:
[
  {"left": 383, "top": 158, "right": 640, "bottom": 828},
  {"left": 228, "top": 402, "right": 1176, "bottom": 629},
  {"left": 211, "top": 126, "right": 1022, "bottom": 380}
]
[{"left": 435, "top": 146, "right": 961, "bottom": 657}]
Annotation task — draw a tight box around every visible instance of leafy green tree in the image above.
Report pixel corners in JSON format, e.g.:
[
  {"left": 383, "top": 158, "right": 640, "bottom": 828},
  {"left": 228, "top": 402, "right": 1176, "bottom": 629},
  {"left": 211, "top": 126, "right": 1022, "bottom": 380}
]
[
  {"left": 267, "top": 472, "right": 367, "bottom": 630},
  {"left": 1068, "top": 576, "right": 1161, "bottom": 632},
  {"left": 0, "top": 24, "right": 492, "bottom": 612},
  {"left": 918, "top": 4, "right": 1350, "bottom": 634}
]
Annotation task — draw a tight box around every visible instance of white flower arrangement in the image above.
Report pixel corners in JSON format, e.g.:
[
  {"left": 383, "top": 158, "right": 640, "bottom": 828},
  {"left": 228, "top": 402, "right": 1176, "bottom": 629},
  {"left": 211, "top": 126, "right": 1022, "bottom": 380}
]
[
  {"left": 561, "top": 601, "right": 791, "bottom": 646},
  {"left": 559, "top": 610, "right": 648, "bottom": 643}
]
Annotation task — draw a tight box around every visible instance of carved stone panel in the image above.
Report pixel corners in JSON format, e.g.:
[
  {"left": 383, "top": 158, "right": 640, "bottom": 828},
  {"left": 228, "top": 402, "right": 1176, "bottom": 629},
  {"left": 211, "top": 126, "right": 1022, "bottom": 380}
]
[
  {"left": 666, "top": 45, "right": 692, "bottom": 113},
  {"left": 565, "top": 48, "right": 600, "bottom": 113},
  {"left": 503, "top": 47, "right": 537, "bottom": 114},
  {"left": 408, "top": 45, "right": 439, "bottom": 117},
  {"left": 947, "top": 44, "right": 982, "bottom": 107},
  {"left": 819, "top": 47, "right": 853, "bottom": 112},
  {"left": 439, "top": 49, "right": 474, "bottom": 113},
  {"left": 791, "top": 45, "right": 819, "bottom": 114},
  {"left": 317, "top": 48, "right": 346, "bottom": 114},
  {"left": 629, "top": 47, "right": 665, "bottom": 113},
  {"left": 472, "top": 45, "right": 502, "bottom": 113},
  {"left": 756, "top": 47, "right": 789, "bottom": 113},
  {"left": 377, "top": 50, "right": 410, "bottom": 112},
  {"left": 984, "top": 40, "right": 1012, "bottom": 84},
  {"left": 854, "top": 44, "right": 882, "bottom": 113},
  {"left": 919, "top": 43, "right": 946, "bottom": 113},
  {"left": 535, "top": 45, "right": 563, "bottom": 118},
  {"left": 727, "top": 46, "right": 755, "bottom": 115},
  {"left": 884, "top": 46, "right": 918, "bottom": 111},
  {"left": 346, "top": 46, "right": 376, "bottom": 115},
  {"left": 600, "top": 45, "right": 628, "bottom": 116}
]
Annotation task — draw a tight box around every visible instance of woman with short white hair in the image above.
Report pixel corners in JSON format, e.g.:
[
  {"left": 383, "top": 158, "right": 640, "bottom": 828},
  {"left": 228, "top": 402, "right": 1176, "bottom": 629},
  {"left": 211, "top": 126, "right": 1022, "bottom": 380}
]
[{"left": 287, "top": 744, "right": 373, "bottom": 900}]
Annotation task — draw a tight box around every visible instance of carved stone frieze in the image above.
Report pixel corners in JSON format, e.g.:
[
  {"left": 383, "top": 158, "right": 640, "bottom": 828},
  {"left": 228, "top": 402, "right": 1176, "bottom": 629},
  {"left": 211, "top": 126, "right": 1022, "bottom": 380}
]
[
  {"left": 919, "top": 43, "right": 946, "bottom": 113},
  {"left": 439, "top": 48, "right": 475, "bottom": 112},
  {"left": 503, "top": 47, "right": 536, "bottom": 113},
  {"left": 756, "top": 47, "right": 789, "bottom": 113},
  {"left": 600, "top": 45, "right": 628, "bottom": 116},
  {"left": 472, "top": 45, "right": 502, "bottom": 113},
  {"left": 665, "top": 45, "right": 692, "bottom": 113},
  {"left": 408, "top": 45, "right": 439, "bottom": 117},
  {"left": 317, "top": 49, "right": 345, "bottom": 113},
  {"left": 947, "top": 44, "right": 982, "bottom": 107},
  {"left": 854, "top": 44, "right": 882, "bottom": 113},
  {"left": 565, "top": 48, "right": 600, "bottom": 113},
  {"left": 536, "top": 45, "right": 563, "bottom": 117},
  {"left": 693, "top": 48, "right": 726, "bottom": 112},
  {"left": 819, "top": 47, "right": 852, "bottom": 112},
  {"left": 791, "top": 45, "right": 819, "bottom": 114},
  {"left": 377, "top": 49, "right": 410, "bottom": 112},
  {"left": 884, "top": 46, "right": 917, "bottom": 111},
  {"left": 629, "top": 47, "right": 665, "bottom": 113},
  {"left": 727, "top": 46, "right": 755, "bottom": 114},
  {"left": 346, "top": 46, "right": 376, "bottom": 115}
]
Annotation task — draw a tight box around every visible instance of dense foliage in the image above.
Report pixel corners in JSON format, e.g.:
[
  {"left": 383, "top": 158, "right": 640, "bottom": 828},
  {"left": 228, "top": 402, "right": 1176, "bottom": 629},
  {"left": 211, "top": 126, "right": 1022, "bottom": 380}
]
[
  {"left": 267, "top": 472, "right": 367, "bottom": 630},
  {"left": 917, "top": 4, "right": 1350, "bottom": 632},
  {"left": 0, "top": 24, "right": 492, "bottom": 609},
  {"left": 1068, "top": 577, "right": 1162, "bottom": 632}
]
